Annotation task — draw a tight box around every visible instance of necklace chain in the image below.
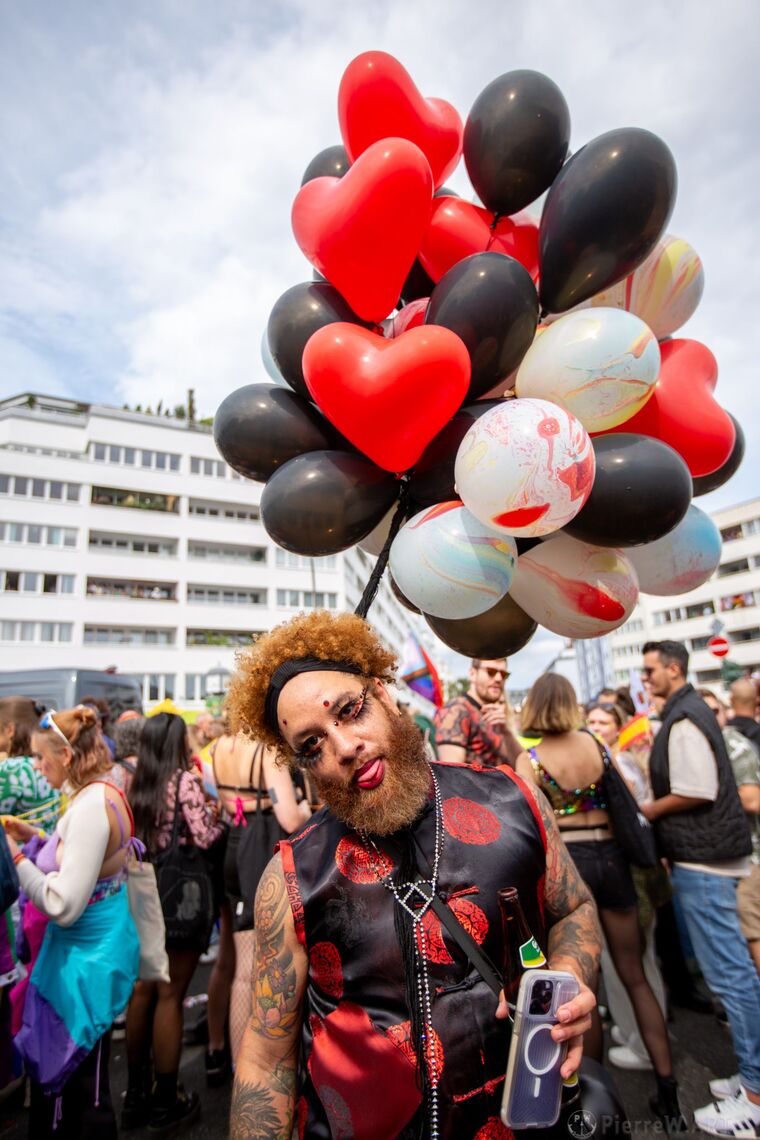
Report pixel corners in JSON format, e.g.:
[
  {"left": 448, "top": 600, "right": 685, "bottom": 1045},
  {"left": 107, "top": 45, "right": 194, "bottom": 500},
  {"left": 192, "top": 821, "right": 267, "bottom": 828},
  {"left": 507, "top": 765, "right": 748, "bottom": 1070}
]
[{"left": 359, "top": 766, "right": 443, "bottom": 1140}]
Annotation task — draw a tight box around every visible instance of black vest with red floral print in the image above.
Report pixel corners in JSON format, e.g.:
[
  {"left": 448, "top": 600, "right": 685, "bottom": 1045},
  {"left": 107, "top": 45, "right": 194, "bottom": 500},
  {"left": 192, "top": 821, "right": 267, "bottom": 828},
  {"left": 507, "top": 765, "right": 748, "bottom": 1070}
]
[{"left": 278, "top": 761, "right": 548, "bottom": 1140}]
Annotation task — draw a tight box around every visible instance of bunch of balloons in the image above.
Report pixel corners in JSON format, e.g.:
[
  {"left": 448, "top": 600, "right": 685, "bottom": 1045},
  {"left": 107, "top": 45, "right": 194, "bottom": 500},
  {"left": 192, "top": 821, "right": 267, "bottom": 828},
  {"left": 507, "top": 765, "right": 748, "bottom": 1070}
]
[{"left": 214, "top": 51, "right": 742, "bottom": 659}]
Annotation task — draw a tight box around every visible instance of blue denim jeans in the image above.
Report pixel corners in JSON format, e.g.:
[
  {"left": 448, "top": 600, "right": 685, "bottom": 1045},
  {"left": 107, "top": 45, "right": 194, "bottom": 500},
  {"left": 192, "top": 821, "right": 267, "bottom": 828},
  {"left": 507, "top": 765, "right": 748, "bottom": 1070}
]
[{"left": 671, "top": 865, "right": 760, "bottom": 1094}]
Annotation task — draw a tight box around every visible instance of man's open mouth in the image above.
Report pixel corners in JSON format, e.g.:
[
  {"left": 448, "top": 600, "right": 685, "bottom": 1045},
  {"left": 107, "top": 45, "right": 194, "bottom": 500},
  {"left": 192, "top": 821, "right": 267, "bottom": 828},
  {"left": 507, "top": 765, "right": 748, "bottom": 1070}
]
[{"left": 354, "top": 757, "right": 385, "bottom": 790}]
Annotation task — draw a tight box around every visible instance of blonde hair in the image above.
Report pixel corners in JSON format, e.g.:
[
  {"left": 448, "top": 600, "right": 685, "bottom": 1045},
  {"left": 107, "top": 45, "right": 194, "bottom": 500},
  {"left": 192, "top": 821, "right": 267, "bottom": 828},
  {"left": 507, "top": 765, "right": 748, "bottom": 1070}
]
[
  {"left": 521, "top": 674, "right": 582, "bottom": 736},
  {"left": 226, "top": 610, "right": 396, "bottom": 762},
  {"left": 37, "top": 705, "right": 114, "bottom": 790}
]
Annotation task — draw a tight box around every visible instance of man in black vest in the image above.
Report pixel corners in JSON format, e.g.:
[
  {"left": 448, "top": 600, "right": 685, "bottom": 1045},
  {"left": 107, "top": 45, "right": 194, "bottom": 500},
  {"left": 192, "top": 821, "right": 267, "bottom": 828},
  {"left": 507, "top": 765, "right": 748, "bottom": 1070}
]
[{"left": 642, "top": 640, "right": 760, "bottom": 1136}]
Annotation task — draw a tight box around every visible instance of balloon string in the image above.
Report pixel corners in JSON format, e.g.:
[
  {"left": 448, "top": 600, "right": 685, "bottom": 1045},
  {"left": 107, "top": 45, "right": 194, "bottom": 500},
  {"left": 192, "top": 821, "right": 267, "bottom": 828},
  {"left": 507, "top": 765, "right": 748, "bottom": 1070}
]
[{"left": 354, "top": 479, "right": 411, "bottom": 620}]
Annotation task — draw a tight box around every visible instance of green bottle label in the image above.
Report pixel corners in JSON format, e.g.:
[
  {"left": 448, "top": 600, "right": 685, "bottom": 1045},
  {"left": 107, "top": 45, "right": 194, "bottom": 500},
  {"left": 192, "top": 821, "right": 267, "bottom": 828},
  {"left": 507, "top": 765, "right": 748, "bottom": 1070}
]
[{"left": 519, "top": 937, "right": 547, "bottom": 969}]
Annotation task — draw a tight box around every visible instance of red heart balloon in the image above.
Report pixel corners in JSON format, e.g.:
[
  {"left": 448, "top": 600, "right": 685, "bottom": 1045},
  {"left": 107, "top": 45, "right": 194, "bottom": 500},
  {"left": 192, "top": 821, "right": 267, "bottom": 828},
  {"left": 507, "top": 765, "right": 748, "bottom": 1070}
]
[
  {"left": 339, "top": 51, "right": 463, "bottom": 189},
  {"left": 292, "top": 138, "right": 433, "bottom": 324},
  {"left": 302, "top": 323, "right": 471, "bottom": 473},
  {"left": 419, "top": 196, "right": 540, "bottom": 283},
  {"left": 595, "top": 338, "right": 735, "bottom": 477}
]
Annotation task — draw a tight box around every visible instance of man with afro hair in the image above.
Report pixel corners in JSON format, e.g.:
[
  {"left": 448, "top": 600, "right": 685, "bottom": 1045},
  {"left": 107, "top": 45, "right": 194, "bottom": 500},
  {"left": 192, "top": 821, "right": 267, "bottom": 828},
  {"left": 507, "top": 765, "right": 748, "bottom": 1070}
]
[{"left": 228, "top": 611, "right": 601, "bottom": 1140}]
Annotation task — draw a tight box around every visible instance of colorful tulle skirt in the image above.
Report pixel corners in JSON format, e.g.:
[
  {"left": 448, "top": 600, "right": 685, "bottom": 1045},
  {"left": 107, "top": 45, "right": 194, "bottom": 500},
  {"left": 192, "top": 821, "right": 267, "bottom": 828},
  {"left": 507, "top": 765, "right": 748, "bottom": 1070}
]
[{"left": 14, "top": 883, "right": 139, "bottom": 1094}]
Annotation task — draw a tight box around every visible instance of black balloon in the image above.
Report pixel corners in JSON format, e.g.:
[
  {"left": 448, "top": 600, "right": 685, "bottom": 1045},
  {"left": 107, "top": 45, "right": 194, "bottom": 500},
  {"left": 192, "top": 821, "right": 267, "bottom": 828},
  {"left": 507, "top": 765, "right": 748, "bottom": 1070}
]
[
  {"left": 426, "top": 252, "right": 538, "bottom": 400},
  {"left": 539, "top": 127, "right": 677, "bottom": 314},
  {"left": 692, "top": 414, "right": 745, "bottom": 496},
  {"left": 301, "top": 145, "right": 350, "bottom": 185},
  {"left": 409, "top": 400, "right": 503, "bottom": 508},
  {"left": 399, "top": 258, "right": 435, "bottom": 307},
  {"left": 267, "top": 282, "right": 373, "bottom": 399},
  {"left": 464, "top": 70, "right": 570, "bottom": 216},
  {"left": 426, "top": 593, "right": 537, "bottom": 658},
  {"left": 564, "top": 433, "right": 692, "bottom": 547},
  {"left": 213, "top": 384, "right": 344, "bottom": 484},
  {"left": 261, "top": 451, "right": 398, "bottom": 556},
  {"left": 389, "top": 575, "right": 421, "bottom": 615}
]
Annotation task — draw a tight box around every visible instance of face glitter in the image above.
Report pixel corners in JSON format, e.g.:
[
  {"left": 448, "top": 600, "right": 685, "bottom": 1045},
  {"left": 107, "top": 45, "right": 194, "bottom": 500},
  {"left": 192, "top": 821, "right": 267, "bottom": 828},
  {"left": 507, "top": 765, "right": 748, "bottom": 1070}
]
[{"left": 323, "top": 700, "right": 330, "bottom": 707}]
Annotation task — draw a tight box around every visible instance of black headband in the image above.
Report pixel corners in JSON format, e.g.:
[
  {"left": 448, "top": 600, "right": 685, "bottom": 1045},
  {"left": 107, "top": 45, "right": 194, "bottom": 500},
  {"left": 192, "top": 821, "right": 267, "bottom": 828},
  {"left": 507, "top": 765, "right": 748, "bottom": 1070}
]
[{"left": 264, "top": 658, "right": 364, "bottom": 733}]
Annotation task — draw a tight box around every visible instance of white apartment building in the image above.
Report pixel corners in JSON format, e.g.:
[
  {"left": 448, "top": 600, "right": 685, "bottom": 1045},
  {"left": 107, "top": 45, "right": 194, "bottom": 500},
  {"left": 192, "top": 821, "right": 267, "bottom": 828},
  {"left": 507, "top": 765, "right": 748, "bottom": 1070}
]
[
  {"left": 0, "top": 393, "right": 423, "bottom": 709},
  {"left": 609, "top": 497, "right": 760, "bottom": 688}
]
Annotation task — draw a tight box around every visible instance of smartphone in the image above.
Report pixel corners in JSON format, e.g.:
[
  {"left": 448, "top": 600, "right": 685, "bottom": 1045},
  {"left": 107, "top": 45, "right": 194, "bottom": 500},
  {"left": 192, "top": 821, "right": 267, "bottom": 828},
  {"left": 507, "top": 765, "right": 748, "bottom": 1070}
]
[{"left": 501, "top": 969, "right": 580, "bottom": 1129}]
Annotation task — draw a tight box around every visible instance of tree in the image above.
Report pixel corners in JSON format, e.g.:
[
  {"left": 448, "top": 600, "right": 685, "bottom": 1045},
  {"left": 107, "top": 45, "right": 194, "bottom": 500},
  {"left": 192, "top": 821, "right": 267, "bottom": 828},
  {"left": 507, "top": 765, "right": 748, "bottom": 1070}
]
[
  {"left": 173, "top": 404, "right": 186, "bottom": 419},
  {"left": 445, "top": 677, "right": 469, "bottom": 701},
  {"left": 187, "top": 389, "right": 197, "bottom": 422}
]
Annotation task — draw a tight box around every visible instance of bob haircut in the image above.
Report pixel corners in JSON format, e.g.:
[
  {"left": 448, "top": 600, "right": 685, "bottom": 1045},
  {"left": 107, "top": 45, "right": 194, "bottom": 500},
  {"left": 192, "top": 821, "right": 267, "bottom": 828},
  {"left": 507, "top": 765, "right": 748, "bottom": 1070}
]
[{"left": 521, "top": 673, "right": 582, "bottom": 736}]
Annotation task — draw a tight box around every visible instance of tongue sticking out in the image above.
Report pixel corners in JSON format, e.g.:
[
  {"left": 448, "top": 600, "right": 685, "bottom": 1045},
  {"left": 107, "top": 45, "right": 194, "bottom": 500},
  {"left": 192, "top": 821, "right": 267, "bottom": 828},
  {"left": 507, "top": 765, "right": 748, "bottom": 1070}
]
[{"left": 356, "top": 759, "right": 385, "bottom": 790}]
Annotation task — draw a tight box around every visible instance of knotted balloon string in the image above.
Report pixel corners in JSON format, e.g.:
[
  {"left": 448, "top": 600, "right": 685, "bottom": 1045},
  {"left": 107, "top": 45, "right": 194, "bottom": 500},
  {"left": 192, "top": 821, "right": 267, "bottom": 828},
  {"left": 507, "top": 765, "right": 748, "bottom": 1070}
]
[{"left": 354, "top": 479, "right": 411, "bottom": 620}]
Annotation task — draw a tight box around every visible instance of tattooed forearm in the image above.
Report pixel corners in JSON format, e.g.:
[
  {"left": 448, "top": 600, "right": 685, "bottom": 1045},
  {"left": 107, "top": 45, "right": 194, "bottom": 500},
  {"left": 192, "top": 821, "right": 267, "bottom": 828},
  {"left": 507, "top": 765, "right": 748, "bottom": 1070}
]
[
  {"left": 230, "top": 1078, "right": 291, "bottom": 1140},
  {"left": 231, "top": 854, "right": 307, "bottom": 1139},
  {"left": 249, "top": 860, "right": 299, "bottom": 1040},
  {"left": 529, "top": 783, "right": 602, "bottom": 987}
]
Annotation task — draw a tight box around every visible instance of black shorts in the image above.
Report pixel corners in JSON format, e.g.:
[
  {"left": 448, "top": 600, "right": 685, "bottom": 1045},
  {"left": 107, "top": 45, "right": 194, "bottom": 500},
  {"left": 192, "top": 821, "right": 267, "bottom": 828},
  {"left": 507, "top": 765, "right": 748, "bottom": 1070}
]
[{"left": 565, "top": 838, "right": 638, "bottom": 913}]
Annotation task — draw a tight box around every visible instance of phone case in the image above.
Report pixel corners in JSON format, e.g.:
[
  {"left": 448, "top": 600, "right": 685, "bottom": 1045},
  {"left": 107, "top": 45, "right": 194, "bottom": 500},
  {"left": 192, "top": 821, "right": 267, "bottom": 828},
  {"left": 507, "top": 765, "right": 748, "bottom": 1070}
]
[{"left": 501, "top": 969, "right": 580, "bottom": 1129}]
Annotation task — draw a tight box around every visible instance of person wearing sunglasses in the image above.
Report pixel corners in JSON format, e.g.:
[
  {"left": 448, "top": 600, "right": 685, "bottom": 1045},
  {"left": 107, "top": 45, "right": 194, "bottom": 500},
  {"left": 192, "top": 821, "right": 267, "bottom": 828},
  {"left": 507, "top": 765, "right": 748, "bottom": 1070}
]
[
  {"left": 434, "top": 658, "right": 524, "bottom": 768},
  {"left": 641, "top": 641, "right": 759, "bottom": 1136},
  {"left": 225, "top": 610, "right": 600, "bottom": 1140},
  {"left": 2, "top": 705, "right": 139, "bottom": 1138},
  {"left": 698, "top": 689, "right": 760, "bottom": 980}
]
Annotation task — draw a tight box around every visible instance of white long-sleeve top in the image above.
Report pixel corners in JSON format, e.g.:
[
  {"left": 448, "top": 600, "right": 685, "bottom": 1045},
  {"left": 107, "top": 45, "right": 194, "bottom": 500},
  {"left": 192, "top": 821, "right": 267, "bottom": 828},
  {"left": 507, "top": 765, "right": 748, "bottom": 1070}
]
[{"left": 17, "top": 781, "right": 120, "bottom": 928}]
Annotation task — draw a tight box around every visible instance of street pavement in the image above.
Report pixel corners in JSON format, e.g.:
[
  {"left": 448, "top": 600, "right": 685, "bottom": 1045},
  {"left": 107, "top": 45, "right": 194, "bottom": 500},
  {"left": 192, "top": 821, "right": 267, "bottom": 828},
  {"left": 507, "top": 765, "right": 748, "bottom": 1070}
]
[{"left": 0, "top": 968, "right": 742, "bottom": 1138}]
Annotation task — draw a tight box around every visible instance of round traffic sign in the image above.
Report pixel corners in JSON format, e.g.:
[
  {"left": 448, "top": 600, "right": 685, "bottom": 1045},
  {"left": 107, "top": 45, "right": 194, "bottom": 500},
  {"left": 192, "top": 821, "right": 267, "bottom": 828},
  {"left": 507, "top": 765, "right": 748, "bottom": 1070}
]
[{"left": 708, "top": 636, "right": 730, "bottom": 658}]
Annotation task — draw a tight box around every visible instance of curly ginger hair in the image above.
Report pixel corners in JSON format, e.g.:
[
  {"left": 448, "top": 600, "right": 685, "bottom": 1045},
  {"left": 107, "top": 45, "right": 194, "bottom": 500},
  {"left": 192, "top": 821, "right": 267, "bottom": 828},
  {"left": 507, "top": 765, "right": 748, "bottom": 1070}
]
[{"left": 225, "top": 610, "right": 397, "bottom": 762}]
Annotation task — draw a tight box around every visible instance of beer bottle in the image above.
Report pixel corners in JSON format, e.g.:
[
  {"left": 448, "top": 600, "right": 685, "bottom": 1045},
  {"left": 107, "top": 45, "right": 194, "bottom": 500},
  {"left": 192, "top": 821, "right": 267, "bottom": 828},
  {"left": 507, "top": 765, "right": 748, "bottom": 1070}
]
[{"left": 497, "top": 886, "right": 546, "bottom": 1004}]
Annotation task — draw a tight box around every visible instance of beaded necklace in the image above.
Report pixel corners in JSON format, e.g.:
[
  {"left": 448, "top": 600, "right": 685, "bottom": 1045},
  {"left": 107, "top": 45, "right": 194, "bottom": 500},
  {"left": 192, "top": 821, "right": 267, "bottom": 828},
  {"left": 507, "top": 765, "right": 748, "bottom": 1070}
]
[{"left": 361, "top": 766, "right": 444, "bottom": 1140}]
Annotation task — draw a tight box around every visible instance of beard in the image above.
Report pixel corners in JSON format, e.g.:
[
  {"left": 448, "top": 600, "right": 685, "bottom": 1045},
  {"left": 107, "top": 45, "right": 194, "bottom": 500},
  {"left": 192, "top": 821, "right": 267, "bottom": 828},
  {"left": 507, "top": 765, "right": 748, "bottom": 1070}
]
[{"left": 314, "top": 709, "right": 432, "bottom": 837}]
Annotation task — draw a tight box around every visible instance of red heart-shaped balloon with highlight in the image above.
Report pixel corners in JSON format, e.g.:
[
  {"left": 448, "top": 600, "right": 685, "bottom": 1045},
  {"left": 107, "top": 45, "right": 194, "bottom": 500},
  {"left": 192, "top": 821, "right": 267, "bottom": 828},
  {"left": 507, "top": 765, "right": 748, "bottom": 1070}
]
[
  {"left": 302, "top": 323, "right": 471, "bottom": 473},
  {"left": 292, "top": 138, "right": 433, "bottom": 324},
  {"left": 595, "top": 338, "right": 735, "bottom": 478},
  {"left": 339, "top": 51, "right": 463, "bottom": 189},
  {"left": 419, "top": 196, "right": 540, "bottom": 283}
]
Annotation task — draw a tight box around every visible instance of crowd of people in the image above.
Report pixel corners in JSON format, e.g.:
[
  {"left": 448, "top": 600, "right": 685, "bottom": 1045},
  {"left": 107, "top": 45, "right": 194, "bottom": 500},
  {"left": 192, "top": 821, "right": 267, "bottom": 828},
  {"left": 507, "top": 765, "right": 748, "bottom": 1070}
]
[{"left": 0, "top": 622, "right": 758, "bottom": 1139}]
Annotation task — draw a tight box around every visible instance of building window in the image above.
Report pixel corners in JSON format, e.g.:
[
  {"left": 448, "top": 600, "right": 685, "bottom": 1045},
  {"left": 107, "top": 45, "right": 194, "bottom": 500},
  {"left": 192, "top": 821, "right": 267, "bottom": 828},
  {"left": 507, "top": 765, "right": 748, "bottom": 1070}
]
[
  {"left": 86, "top": 578, "right": 177, "bottom": 601},
  {"left": 188, "top": 500, "right": 259, "bottom": 522},
  {"left": 90, "top": 443, "right": 181, "bottom": 471},
  {"left": 720, "top": 591, "right": 756, "bottom": 611},
  {"left": 685, "top": 601, "right": 715, "bottom": 619},
  {"left": 718, "top": 558, "right": 750, "bottom": 578},
  {"left": 276, "top": 589, "right": 338, "bottom": 610},
  {"left": 1, "top": 571, "right": 74, "bottom": 596},
  {"left": 187, "top": 585, "right": 265, "bottom": 606},
  {"left": 184, "top": 674, "right": 208, "bottom": 701},
  {"left": 186, "top": 629, "right": 259, "bottom": 647},
  {"left": 274, "top": 550, "right": 338, "bottom": 570},
  {"left": 190, "top": 457, "right": 226, "bottom": 478},
  {"left": 720, "top": 524, "right": 743, "bottom": 542},
  {"left": 91, "top": 486, "right": 179, "bottom": 513},
  {"left": 131, "top": 674, "right": 177, "bottom": 703},
  {"left": 187, "top": 541, "right": 266, "bottom": 563},
  {"left": 88, "top": 532, "right": 178, "bottom": 557},
  {"left": 0, "top": 621, "right": 73, "bottom": 643},
  {"left": 83, "top": 626, "right": 175, "bottom": 645},
  {"left": 0, "top": 475, "right": 80, "bottom": 502}
]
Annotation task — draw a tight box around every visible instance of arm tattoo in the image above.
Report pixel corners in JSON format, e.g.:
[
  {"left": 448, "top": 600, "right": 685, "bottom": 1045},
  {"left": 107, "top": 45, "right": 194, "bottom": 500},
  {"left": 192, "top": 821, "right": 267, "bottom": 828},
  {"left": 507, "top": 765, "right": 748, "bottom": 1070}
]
[
  {"left": 230, "top": 856, "right": 304, "bottom": 1138},
  {"left": 250, "top": 861, "right": 299, "bottom": 1039},
  {"left": 230, "top": 1079, "right": 290, "bottom": 1140},
  {"left": 267, "top": 786, "right": 279, "bottom": 805},
  {"left": 530, "top": 783, "right": 602, "bottom": 987}
]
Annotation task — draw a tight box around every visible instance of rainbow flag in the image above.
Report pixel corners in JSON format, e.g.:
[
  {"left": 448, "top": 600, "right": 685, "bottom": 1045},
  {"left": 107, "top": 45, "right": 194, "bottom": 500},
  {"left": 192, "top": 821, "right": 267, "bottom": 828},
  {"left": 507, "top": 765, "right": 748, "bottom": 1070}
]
[{"left": 399, "top": 636, "right": 444, "bottom": 708}]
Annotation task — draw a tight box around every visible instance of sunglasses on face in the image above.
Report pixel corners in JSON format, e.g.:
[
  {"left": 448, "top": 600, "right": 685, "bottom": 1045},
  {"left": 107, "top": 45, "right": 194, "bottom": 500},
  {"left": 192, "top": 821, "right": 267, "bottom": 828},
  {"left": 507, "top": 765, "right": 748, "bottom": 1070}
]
[
  {"left": 480, "top": 667, "right": 509, "bottom": 680},
  {"left": 38, "top": 710, "right": 70, "bottom": 748}
]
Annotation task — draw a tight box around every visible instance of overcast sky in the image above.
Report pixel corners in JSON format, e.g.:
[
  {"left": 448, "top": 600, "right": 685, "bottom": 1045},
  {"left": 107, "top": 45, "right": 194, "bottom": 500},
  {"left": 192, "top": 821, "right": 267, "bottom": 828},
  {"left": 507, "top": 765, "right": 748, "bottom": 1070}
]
[{"left": 2, "top": 1, "right": 758, "bottom": 685}]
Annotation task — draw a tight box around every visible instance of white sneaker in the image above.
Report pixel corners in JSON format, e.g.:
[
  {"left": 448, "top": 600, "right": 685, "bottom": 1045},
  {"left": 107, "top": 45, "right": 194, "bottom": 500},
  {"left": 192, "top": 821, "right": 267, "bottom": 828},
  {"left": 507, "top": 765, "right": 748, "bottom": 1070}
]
[
  {"left": 709, "top": 1075, "right": 743, "bottom": 1101},
  {"left": 694, "top": 1088, "right": 760, "bottom": 1137},
  {"left": 610, "top": 1025, "right": 627, "bottom": 1046},
  {"left": 607, "top": 1045, "right": 654, "bottom": 1071}
]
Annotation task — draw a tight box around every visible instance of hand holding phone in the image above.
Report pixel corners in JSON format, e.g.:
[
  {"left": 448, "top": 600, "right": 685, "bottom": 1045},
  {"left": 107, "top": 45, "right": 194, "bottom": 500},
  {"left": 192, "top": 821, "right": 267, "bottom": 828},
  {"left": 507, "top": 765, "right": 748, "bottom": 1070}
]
[{"left": 501, "top": 969, "right": 580, "bottom": 1129}]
